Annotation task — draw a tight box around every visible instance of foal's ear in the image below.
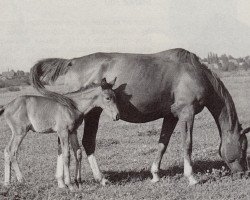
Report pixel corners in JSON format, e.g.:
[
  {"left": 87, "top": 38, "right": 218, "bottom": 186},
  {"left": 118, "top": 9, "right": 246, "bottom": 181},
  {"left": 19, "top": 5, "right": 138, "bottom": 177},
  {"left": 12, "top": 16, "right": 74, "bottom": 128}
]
[
  {"left": 101, "top": 78, "right": 107, "bottom": 86},
  {"left": 108, "top": 77, "right": 117, "bottom": 88}
]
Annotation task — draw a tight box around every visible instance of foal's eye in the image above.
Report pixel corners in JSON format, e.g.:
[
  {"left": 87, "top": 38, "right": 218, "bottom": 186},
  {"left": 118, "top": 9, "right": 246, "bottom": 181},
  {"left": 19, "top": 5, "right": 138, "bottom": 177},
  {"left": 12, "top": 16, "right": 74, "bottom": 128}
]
[{"left": 106, "top": 97, "right": 111, "bottom": 101}]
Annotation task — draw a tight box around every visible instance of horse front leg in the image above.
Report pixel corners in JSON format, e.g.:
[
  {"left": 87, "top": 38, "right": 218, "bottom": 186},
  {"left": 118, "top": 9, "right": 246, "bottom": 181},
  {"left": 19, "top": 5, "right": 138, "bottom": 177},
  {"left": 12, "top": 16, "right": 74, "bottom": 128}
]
[
  {"left": 179, "top": 105, "right": 198, "bottom": 185},
  {"left": 151, "top": 114, "right": 178, "bottom": 183},
  {"left": 82, "top": 108, "right": 108, "bottom": 185},
  {"left": 55, "top": 137, "right": 66, "bottom": 188}
]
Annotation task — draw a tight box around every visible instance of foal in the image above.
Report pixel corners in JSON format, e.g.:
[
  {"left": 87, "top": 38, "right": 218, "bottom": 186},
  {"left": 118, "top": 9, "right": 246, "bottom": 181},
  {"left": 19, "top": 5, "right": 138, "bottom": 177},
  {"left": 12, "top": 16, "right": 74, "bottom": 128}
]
[{"left": 0, "top": 78, "right": 119, "bottom": 190}]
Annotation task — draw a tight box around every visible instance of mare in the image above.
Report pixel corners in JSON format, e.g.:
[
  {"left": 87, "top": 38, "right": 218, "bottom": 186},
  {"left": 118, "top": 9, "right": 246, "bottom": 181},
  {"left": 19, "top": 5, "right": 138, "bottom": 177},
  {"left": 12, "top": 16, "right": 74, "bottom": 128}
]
[
  {"left": 30, "top": 48, "right": 249, "bottom": 185},
  {"left": 0, "top": 78, "right": 119, "bottom": 190}
]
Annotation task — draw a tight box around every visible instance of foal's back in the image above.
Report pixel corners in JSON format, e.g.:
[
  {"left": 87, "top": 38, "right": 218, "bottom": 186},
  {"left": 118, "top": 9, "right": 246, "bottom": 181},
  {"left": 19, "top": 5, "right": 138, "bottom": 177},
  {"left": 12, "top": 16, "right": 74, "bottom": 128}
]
[{"left": 4, "top": 95, "right": 76, "bottom": 133}]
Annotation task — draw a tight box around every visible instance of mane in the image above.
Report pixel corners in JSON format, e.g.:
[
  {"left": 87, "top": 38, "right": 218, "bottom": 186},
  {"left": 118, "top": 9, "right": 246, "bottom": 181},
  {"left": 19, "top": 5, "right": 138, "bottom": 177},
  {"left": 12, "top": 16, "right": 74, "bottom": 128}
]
[
  {"left": 180, "top": 49, "right": 240, "bottom": 131},
  {"left": 203, "top": 66, "right": 239, "bottom": 130}
]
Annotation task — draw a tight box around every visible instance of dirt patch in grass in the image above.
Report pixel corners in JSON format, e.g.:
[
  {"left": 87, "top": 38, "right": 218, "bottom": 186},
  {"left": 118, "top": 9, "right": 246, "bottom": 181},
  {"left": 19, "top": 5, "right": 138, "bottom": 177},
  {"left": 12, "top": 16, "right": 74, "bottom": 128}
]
[{"left": 96, "top": 138, "right": 120, "bottom": 148}]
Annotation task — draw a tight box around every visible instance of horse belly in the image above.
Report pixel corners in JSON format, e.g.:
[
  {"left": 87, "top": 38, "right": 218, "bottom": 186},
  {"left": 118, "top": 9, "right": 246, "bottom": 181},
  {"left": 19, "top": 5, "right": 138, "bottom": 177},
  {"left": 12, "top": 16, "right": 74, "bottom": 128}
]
[
  {"left": 29, "top": 115, "right": 56, "bottom": 133},
  {"left": 116, "top": 82, "right": 172, "bottom": 122},
  {"left": 28, "top": 106, "right": 58, "bottom": 133}
]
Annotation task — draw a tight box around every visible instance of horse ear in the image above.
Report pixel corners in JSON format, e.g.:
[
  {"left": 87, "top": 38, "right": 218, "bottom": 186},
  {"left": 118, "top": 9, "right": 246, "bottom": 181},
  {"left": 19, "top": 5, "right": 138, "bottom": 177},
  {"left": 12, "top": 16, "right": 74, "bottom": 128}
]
[
  {"left": 242, "top": 127, "right": 250, "bottom": 135},
  {"left": 109, "top": 77, "right": 117, "bottom": 87},
  {"left": 101, "top": 78, "right": 107, "bottom": 85}
]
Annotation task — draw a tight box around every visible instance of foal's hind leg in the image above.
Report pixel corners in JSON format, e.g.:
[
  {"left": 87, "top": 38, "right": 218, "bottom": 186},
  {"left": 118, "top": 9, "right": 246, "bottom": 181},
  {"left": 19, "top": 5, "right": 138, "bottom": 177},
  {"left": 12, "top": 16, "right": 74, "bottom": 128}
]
[
  {"left": 70, "top": 132, "right": 82, "bottom": 189},
  {"left": 151, "top": 115, "right": 178, "bottom": 183},
  {"left": 58, "top": 130, "right": 74, "bottom": 191},
  {"left": 178, "top": 105, "right": 198, "bottom": 185},
  {"left": 4, "top": 123, "right": 28, "bottom": 186}
]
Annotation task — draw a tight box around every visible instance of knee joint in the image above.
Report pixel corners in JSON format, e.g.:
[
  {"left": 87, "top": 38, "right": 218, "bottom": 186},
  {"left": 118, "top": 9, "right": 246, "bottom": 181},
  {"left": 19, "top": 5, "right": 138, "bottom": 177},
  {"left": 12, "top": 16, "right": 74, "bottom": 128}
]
[{"left": 76, "top": 149, "right": 82, "bottom": 161}]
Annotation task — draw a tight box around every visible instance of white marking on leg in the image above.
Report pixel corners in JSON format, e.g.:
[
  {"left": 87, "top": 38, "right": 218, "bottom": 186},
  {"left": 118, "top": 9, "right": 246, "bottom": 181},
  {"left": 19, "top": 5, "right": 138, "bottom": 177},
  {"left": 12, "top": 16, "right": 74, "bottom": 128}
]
[
  {"left": 55, "top": 154, "right": 65, "bottom": 188},
  {"left": 184, "top": 158, "right": 198, "bottom": 185},
  {"left": 88, "top": 154, "right": 107, "bottom": 185},
  {"left": 151, "top": 162, "right": 160, "bottom": 183},
  {"left": 4, "top": 149, "right": 11, "bottom": 186}
]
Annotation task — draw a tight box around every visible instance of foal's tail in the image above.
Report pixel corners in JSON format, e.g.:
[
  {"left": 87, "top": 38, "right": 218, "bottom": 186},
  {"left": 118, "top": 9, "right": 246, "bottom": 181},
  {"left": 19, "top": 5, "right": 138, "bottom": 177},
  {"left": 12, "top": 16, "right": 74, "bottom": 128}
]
[
  {"left": 30, "top": 58, "right": 77, "bottom": 110},
  {"left": 0, "top": 105, "right": 5, "bottom": 116}
]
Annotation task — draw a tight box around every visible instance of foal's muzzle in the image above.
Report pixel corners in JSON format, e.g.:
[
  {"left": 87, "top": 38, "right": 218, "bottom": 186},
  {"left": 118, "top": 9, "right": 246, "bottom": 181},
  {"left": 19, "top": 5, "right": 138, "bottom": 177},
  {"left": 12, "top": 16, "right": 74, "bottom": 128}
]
[{"left": 113, "top": 113, "right": 120, "bottom": 121}]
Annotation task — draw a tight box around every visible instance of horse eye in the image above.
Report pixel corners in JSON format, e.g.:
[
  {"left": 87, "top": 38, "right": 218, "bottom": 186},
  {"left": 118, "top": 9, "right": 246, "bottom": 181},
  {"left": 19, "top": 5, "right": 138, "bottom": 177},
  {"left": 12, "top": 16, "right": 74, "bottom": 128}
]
[{"left": 106, "top": 97, "right": 111, "bottom": 101}]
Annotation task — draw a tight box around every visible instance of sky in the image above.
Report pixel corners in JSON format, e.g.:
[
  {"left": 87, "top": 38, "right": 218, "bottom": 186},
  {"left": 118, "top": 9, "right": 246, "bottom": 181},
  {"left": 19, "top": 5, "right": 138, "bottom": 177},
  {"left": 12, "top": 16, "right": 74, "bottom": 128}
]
[{"left": 0, "top": 0, "right": 250, "bottom": 72}]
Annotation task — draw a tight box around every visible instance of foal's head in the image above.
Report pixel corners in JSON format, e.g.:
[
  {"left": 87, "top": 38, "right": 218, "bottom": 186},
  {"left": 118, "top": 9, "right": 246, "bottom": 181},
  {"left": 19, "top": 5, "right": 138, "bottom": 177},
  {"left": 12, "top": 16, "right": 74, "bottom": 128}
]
[{"left": 95, "top": 77, "right": 119, "bottom": 121}]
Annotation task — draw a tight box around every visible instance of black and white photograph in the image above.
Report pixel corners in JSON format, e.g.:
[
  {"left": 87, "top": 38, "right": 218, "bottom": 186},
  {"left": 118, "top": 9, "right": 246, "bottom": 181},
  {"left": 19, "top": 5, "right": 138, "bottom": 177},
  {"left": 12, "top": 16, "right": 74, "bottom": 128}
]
[{"left": 0, "top": 0, "right": 250, "bottom": 199}]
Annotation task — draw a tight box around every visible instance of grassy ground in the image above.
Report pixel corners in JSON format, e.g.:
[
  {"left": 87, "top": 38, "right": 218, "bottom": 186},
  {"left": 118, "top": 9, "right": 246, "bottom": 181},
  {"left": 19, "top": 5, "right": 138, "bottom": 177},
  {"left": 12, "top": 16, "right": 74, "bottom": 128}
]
[{"left": 0, "top": 74, "right": 249, "bottom": 199}]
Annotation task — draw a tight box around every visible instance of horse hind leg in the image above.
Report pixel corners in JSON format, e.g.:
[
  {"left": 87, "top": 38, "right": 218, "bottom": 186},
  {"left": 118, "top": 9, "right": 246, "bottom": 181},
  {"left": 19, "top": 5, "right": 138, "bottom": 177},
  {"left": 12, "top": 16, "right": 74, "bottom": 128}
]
[
  {"left": 4, "top": 121, "right": 28, "bottom": 186},
  {"left": 151, "top": 114, "right": 178, "bottom": 183},
  {"left": 178, "top": 105, "right": 198, "bottom": 185},
  {"left": 69, "top": 131, "right": 82, "bottom": 189},
  {"left": 58, "top": 130, "right": 74, "bottom": 191}
]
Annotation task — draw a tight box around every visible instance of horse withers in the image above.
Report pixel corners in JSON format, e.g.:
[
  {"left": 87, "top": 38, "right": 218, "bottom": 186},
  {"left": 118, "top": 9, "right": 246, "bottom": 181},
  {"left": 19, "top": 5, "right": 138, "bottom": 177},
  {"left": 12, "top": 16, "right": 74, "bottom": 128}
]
[{"left": 0, "top": 78, "right": 119, "bottom": 191}]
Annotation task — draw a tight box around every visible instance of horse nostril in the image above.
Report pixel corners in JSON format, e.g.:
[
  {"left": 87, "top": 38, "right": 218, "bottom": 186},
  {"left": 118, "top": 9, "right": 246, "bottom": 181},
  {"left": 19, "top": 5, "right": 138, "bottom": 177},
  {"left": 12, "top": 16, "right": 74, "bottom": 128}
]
[{"left": 116, "top": 114, "right": 120, "bottom": 121}]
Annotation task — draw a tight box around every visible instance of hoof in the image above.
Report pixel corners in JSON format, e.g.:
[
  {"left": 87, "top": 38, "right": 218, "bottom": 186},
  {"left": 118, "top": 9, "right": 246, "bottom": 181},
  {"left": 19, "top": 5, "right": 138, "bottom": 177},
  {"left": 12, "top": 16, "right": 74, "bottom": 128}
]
[
  {"left": 17, "top": 177, "right": 25, "bottom": 184},
  {"left": 189, "top": 177, "right": 198, "bottom": 186},
  {"left": 58, "top": 182, "right": 66, "bottom": 189},
  {"left": 68, "top": 184, "right": 76, "bottom": 192},
  {"left": 245, "top": 171, "right": 250, "bottom": 177},
  {"left": 0, "top": 186, "right": 10, "bottom": 196},
  {"left": 151, "top": 173, "right": 160, "bottom": 183},
  {"left": 231, "top": 172, "right": 244, "bottom": 180},
  {"left": 74, "top": 180, "right": 83, "bottom": 190},
  {"left": 77, "top": 183, "right": 83, "bottom": 190},
  {"left": 151, "top": 177, "right": 160, "bottom": 183},
  {"left": 3, "top": 182, "right": 10, "bottom": 188},
  {"left": 100, "top": 178, "right": 110, "bottom": 186}
]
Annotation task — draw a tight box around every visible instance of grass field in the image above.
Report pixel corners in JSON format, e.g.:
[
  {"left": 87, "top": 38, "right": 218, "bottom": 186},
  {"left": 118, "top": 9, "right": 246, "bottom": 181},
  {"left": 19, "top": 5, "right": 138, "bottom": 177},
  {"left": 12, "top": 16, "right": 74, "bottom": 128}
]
[{"left": 0, "top": 73, "right": 250, "bottom": 199}]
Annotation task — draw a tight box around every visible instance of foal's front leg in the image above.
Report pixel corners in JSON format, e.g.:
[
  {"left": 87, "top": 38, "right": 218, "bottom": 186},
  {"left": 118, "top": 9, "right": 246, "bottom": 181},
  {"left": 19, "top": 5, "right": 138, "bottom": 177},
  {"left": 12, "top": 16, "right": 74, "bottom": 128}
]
[{"left": 55, "top": 137, "right": 66, "bottom": 188}]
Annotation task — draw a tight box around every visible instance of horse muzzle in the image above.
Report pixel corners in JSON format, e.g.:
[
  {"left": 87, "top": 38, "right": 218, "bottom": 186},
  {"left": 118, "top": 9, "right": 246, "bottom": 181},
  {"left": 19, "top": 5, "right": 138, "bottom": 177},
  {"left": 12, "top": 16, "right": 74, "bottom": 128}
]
[{"left": 113, "top": 113, "right": 120, "bottom": 121}]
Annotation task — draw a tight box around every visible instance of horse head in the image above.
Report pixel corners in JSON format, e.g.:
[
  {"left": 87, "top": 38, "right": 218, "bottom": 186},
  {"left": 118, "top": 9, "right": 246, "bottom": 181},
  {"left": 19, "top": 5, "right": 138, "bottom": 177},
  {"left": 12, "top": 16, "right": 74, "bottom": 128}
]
[
  {"left": 97, "top": 77, "right": 120, "bottom": 121},
  {"left": 221, "top": 126, "right": 250, "bottom": 176}
]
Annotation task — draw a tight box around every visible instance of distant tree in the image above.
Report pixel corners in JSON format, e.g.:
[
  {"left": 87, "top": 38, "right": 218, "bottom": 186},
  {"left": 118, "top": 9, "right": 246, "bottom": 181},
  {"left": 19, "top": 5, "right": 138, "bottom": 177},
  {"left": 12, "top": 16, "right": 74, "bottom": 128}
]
[
  {"left": 237, "top": 57, "right": 244, "bottom": 63},
  {"left": 240, "top": 62, "right": 249, "bottom": 70},
  {"left": 16, "top": 70, "right": 25, "bottom": 77},
  {"left": 228, "top": 55, "right": 234, "bottom": 60},
  {"left": 220, "top": 54, "right": 229, "bottom": 64},
  {"left": 202, "top": 57, "right": 208, "bottom": 62},
  {"left": 228, "top": 62, "right": 236, "bottom": 71}
]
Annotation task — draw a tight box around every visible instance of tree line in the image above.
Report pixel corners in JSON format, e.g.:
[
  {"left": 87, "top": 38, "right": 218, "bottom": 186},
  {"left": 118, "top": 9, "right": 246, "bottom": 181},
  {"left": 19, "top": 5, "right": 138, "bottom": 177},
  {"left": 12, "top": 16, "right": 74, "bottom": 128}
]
[{"left": 201, "top": 52, "right": 250, "bottom": 71}]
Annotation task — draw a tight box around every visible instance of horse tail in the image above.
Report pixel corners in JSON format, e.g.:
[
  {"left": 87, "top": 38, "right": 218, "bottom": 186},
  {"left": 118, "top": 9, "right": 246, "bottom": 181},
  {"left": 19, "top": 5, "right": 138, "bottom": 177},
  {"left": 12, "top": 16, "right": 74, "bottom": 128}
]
[
  {"left": 0, "top": 105, "right": 5, "bottom": 116},
  {"left": 30, "top": 58, "right": 77, "bottom": 110}
]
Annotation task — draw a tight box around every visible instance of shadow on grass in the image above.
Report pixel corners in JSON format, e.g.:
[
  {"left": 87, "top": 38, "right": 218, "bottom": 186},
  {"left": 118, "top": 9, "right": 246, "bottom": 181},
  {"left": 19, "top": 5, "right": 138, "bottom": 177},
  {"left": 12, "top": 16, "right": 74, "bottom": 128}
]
[{"left": 104, "top": 160, "right": 228, "bottom": 184}]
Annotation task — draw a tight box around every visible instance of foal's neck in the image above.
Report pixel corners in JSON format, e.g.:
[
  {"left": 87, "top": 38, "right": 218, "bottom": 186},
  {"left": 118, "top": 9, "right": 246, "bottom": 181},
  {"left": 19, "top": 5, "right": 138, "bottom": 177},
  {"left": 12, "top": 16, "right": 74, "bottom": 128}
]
[{"left": 66, "top": 87, "right": 100, "bottom": 114}]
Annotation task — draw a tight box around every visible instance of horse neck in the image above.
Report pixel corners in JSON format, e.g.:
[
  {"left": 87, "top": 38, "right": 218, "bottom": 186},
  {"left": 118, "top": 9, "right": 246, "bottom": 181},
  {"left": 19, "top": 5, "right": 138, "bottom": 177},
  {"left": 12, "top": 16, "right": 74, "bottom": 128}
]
[
  {"left": 206, "top": 89, "right": 240, "bottom": 137},
  {"left": 66, "top": 87, "right": 100, "bottom": 115}
]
